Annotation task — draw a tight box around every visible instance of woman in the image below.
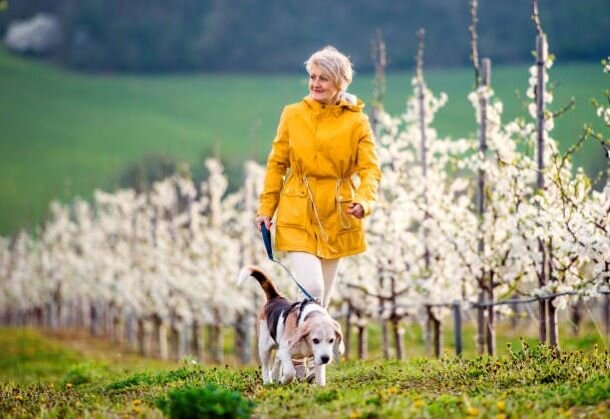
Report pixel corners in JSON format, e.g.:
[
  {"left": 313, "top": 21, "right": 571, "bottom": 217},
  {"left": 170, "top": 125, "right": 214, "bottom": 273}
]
[{"left": 255, "top": 46, "right": 381, "bottom": 308}]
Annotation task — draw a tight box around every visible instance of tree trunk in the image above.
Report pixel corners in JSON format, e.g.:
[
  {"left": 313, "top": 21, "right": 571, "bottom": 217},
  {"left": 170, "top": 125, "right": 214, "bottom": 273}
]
[
  {"left": 344, "top": 303, "right": 352, "bottom": 361},
  {"left": 378, "top": 274, "right": 390, "bottom": 359},
  {"left": 381, "top": 315, "right": 389, "bottom": 359},
  {"left": 357, "top": 316, "right": 367, "bottom": 360},
  {"left": 191, "top": 321, "right": 204, "bottom": 363},
  {"left": 125, "top": 313, "right": 135, "bottom": 350},
  {"left": 136, "top": 318, "right": 146, "bottom": 356},
  {"left": 159, "top": 320, "right": 169, "bottom": 360},
  {"left": 426, "top": 308, "right": 442, "bottom": 358},
  {"left": 176, "top": 323, "right": 187, "bottom": 360},
  {"left": 208, "top": 324, "right": 224, "bottom": 364},
  {"left": 235, "top": 313, "right": 253, "bottom": 365},
  {"left": 151, "top": 316, "right": 162, "bottom": 357},
  {"left": 391, "top": 315, "right": 405, "bottom": 360}
]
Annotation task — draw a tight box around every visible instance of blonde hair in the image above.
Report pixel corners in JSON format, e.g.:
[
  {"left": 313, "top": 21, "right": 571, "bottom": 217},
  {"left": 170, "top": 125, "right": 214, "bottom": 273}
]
[{"left": 304, "top": 46, "right": 353, "bottom": 91}]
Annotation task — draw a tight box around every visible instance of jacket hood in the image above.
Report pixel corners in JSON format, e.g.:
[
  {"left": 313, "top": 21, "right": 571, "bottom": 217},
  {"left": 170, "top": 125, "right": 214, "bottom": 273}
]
[{"left": 303, "top": 92, "right": 365, "bottom": 113}]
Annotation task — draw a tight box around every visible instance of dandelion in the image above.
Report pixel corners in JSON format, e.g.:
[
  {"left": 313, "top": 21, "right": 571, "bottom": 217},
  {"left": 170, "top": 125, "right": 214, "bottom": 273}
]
[
  {"left": 414, "top": 400, "right": 426, "bottom": 408},
  {"left": 467, "top": 406, "right": 480, "bottom": 416},
  {"left": 386, "top": 386, "right": 399, "bottom": 395},
  {"left": 496, "top": 400, "right": 506, "bottom": 411}
]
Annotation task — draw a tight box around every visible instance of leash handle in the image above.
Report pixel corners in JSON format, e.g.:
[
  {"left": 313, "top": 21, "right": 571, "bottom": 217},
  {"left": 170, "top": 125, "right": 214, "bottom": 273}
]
[
  {"left": 260, "top": 223, "right": 274, "bottom": 261},
  {"left": 260, "top": 223, "right": 317, "bottom": 302}
]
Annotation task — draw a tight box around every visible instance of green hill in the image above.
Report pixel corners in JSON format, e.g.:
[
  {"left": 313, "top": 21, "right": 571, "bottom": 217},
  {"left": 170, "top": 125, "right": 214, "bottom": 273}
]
[{"left": 0, "top": 48, "right": 607, "bottom": 235}]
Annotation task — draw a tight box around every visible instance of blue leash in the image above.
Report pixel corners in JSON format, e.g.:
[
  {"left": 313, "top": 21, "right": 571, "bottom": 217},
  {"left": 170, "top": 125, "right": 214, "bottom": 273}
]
[{"left": 260, "top": 223, "right": 317, "bottom": 301}]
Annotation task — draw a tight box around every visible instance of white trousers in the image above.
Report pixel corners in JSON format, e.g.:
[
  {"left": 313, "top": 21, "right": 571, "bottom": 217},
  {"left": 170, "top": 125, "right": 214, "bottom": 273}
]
[{"left": 287, "top": 251, "right": 340, "bottom": 308}]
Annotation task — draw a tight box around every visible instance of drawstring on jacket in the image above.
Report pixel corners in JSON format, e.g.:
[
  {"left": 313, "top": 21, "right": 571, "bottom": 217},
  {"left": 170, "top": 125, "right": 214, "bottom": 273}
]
[
  {"left": 303, "top": 176, "right": 329, "bottom": 242},
  {"left": 302, "top": 176, "right": 352, "bottom": 242}
]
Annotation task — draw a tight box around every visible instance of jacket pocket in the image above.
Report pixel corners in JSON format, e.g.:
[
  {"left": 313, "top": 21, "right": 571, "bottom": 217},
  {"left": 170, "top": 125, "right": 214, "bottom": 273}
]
[
  {"left": 336, "top": 181, "right": 359, "bottom": 232},
  {"left": 276, "top": 185, "right": 308, "bottom": 228}
]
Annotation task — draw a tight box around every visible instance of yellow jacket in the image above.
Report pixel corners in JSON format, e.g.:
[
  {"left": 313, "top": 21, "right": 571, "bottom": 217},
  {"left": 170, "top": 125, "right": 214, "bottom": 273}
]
[{"left": 258, "top": 95, "right": 381, "bottom": 259}]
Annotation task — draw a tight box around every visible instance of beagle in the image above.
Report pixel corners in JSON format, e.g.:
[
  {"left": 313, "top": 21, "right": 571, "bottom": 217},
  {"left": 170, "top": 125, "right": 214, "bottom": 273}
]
[{"left": 237, "top": 265, "right": 344, "bottom": 386}]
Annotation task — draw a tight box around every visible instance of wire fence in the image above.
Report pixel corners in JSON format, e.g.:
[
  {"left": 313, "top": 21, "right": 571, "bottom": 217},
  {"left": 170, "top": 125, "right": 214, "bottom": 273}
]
[{"left": 334, "top": 290, "right": 610, "bottom": 359}]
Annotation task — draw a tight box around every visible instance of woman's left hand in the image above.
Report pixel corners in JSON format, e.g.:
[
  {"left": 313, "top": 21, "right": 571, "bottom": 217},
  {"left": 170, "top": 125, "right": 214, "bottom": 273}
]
[{"left": 347, "top": 203, "right": 364, "bottom": 219}]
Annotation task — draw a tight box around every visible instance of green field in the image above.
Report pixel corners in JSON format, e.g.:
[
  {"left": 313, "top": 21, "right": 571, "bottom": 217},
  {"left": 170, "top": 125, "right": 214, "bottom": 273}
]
[
  {"left": 1, "top": 326, "right": 609, "bottom": 418},
  {"left": 0, "top": 48, "right": 607, "bottom": 235}
]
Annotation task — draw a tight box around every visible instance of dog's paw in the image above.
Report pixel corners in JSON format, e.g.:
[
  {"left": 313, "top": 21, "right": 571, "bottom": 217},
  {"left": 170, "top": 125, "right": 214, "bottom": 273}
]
[{"left": 281, "top": 369, "right": 296, "bottom": 384}]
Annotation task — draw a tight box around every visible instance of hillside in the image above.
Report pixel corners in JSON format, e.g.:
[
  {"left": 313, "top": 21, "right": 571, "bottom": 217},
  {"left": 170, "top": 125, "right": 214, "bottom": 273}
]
[{"left": 0, "top": 48, "right": 607, "bottom": 234}]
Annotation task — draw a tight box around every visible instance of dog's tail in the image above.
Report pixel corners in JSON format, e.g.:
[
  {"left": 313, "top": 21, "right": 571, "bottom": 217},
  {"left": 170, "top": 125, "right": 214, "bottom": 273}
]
[{"left": 237, "top": 265, "right": 281, "bottom": 301}]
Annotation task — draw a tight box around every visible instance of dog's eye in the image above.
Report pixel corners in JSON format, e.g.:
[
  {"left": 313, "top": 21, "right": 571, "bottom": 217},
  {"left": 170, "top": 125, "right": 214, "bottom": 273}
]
[
  {"left": 312, "top": 338, "right": 320, "bottom": 344},
  {"left": 329, "top": 338, "right": 334, "bottom": 344}
]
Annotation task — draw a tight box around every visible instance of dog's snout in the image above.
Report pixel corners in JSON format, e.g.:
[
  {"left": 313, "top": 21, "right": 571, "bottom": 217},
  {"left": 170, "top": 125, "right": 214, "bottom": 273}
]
[{"left": 321, "top": 355, "right": 330, "bottom": 364}]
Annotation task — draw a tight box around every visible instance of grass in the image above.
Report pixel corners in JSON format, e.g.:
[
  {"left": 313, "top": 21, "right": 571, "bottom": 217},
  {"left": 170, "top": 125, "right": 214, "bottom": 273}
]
[
  {"left": 1, "top": 322, "right": 609, "bottom": 418},
  {"left": 0, "top": 47, "right": 608, "bottom": 235}
]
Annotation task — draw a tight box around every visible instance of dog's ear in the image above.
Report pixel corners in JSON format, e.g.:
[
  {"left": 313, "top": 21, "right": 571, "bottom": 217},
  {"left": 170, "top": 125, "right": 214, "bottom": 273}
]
[
  {"left": 288, "top": 321, "right": 312, "bottom": 349},
  {"left": 332, "top": 319, "right": 345, "bottom": 356}
]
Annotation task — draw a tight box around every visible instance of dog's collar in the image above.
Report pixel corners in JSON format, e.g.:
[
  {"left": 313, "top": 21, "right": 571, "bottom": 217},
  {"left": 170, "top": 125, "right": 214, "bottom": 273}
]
[{"left": 296, "top": 299, "right": 327, "bottom": 327}]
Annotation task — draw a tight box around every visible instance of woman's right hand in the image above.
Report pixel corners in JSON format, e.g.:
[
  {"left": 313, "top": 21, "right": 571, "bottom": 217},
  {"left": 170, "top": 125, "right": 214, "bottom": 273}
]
[{"left": 255, "top": 215, "right": 272, "bottom": 231}]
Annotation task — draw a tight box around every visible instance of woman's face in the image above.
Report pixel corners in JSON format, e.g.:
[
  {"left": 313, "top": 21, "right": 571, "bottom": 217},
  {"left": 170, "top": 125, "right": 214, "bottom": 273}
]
[{"left": 309, "top": 63, "right": 339, "bottom": 104}]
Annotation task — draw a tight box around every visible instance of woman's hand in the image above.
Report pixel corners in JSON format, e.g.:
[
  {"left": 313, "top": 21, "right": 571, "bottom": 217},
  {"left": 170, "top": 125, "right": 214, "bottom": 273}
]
[
  {"left": 255, "top": 215, "right": 272, "bottom": 231},
  {"left": 347, "top": 203, "right": 364, "bottom": 219}
]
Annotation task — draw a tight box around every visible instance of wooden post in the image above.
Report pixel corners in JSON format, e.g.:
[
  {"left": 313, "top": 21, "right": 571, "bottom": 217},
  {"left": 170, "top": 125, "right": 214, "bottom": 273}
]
[
  {"left": 475, "top": 58, "right": 494, "bottom": 355},
  {"left": 486, "top": 298, "right": 495, "bottom": 356},
  {"left": 453, "top": 301, "right": 463, "bottom": 357},
  {"left": 602, "top": 294, "right": 610, "bottom": 349},
  {"left": 370, "top": 28, "right": 386, "bottom": 136},
  {"left": 415, "top": 28, "right": 440, "bottom": 357},
  {"left": 344, "top": 302, "right": 352, "bottom": 361},
  {"left": 536, "top": 33, "right": 548, "bottom": 345},
  {"left": 416, "top": 29, "right": 430, "bottom": 269}
]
